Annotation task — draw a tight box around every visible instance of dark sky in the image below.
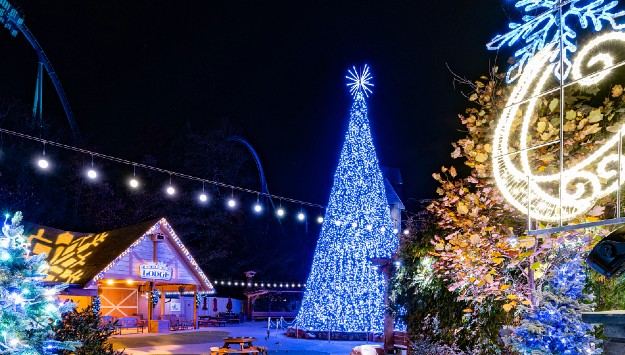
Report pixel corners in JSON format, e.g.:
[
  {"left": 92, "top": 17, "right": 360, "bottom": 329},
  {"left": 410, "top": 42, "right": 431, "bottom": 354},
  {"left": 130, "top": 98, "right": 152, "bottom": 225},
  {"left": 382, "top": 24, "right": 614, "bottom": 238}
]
[{"left": 0, "top": 0, "right": 513, "bottom": 210}]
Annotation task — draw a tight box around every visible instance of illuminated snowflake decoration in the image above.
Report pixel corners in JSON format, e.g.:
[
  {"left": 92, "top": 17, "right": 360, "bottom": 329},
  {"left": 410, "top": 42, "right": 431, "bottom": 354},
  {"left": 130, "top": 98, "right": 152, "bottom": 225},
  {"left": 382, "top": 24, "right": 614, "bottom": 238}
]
[
  {"left": 487, "top": 0, "right": 625, "bottom": 83},
  {"left": 346, "top": 64, "right": 374, "bottom": 97}
]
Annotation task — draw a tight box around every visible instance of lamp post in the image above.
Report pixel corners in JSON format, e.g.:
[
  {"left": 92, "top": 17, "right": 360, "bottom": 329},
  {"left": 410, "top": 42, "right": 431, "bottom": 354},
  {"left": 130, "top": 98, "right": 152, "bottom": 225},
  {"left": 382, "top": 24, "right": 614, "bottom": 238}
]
[{"left": 370, "top": 257, "right": 394, "bottom": 353}]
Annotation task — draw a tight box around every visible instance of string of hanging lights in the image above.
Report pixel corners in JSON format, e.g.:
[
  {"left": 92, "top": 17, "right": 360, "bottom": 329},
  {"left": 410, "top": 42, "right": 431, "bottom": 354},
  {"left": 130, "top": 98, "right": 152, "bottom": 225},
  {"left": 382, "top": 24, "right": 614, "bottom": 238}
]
[{"left": 0, "top": 126, "right": 326, "bottom": 223}]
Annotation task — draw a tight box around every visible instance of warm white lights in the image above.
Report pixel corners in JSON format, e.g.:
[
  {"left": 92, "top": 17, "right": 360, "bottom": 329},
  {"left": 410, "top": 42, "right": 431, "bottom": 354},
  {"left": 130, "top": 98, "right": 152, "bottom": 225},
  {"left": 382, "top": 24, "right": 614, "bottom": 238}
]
[
  {"left": 166, "top": 186, "right": 175, "bottom": 195},
  {"left": 403, "top": 229, "right": 409, "bottom": 235},
  {"left": 317, "top": 216, "right": 324, "bottom": 224},
  {"left": 492, "top": 31, "right": 625, "bottom": 221},
  {"left": 129, "top": 178, "right": 139, "bottom": 188}
]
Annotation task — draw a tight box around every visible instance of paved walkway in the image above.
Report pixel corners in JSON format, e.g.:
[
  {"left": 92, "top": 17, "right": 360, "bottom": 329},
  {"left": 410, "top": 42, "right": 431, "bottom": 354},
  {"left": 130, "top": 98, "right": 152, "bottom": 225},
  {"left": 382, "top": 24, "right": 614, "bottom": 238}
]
[{"left": 112, "top": 321, "right": 382, "bottom": 355}]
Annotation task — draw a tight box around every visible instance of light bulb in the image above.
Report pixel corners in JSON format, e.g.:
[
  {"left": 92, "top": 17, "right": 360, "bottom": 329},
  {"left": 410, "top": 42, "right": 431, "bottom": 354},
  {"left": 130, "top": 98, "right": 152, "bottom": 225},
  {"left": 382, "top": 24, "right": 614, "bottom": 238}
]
[
  {"left": 393, "top": 228, "right": 399, "bottom": 234},
  {"left": 403, "top": 229, "right": 409, "bottom": 235},
  {"left": 297, "top": 212, "right": 305, "bottom": 221},
  {"left": 317, "top": 216, "right": 324, "bottom": 224},
  {"left": 199, "top": 193, "right": 208, "bottom": 202},
  {"left": 254, "top": 204, "right": 262, "bottom": 213},
  {"left": 227, "top": 198, "right": 236, "bottom": 208},
  {"left": 87, "top": 169, "right": 97, "bottom": 179},
  {"left": 276, "top": 208, "right": 285, "bottom": 217},
  {"left": 166, "top": 186, "right": 175, "bottom": 195},
  {"left": 38, "top": 158, "right": 49, "bottom": 169},
  {"left": 129, "top": 178, "right": 139, "bottom": 188}
]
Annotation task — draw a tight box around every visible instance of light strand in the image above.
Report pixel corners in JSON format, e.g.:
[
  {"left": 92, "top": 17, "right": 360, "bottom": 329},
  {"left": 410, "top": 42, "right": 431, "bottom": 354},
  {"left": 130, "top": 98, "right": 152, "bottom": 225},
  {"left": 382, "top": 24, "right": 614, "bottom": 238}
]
[{"left": 0, "top": 126, "right": 324, "bottom": 208}]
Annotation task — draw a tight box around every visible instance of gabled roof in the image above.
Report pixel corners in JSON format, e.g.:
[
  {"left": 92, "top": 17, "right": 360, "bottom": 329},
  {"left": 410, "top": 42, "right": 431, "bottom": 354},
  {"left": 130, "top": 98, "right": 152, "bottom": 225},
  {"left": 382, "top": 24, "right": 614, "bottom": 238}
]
[{"left": 25, "top": 218, "right": 215, "bottom": 293}]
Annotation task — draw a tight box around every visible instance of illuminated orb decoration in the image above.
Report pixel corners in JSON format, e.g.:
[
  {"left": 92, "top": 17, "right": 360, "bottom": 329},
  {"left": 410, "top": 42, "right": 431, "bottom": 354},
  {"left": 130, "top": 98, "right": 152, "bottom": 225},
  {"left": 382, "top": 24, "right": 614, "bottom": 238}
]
[
  {"left": 297, "top": 212, "right": 305, "bottom": 221},
  {"left": 487, "top": 0, "right": 625, "bottom": 83},
  {"left": 227, "top": 198, "right": 236, "bottom": 208},
  {"left": 493, "top": 31, "right": 625, "bottom": 222},
  {"left": 253, "top": 203, "right": 262, "bottom": 213},
  {"left": 316, "top": 216, "right": 323, "bottom": 224},
  {"left": 166, "top": 186, "right": 175, "bottom": 195},
  {"left": 87, "top": 168, "right": 97, "bottom": 179},
  {"left": 276, "top": 208, "right": 285, "bottom": 217},
  {"left": 296, "top": 66, "right": 397, "bottom": 333},
  {"left": 198, "top": 193, "right": 208, "bottom": 202}
]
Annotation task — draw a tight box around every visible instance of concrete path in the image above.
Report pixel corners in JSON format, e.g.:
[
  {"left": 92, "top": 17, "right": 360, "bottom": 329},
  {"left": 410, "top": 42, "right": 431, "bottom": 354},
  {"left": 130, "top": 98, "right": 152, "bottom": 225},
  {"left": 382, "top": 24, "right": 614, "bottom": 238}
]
[{"left": 112, "top": 321, "right": 382, "bottom": 355}]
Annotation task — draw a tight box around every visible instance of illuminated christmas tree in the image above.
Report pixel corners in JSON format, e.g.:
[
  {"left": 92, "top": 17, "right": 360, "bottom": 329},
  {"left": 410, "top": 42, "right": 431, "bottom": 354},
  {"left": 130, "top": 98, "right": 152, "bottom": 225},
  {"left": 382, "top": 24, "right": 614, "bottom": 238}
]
[
  {"left": 0, "top": 212, "right": 76, "bottom": 354},
  {"left": 503, "top": 255, "right": 600, "bottom": 354},
  {"left": 295, "top": 65, "right": 399, "bottom": 333}
]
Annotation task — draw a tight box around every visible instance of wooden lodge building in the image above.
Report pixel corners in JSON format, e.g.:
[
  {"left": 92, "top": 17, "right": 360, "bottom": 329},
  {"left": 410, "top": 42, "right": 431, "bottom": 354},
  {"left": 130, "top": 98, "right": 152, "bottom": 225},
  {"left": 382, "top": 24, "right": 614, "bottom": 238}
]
[{"left": 25, "top": 217, "right": 215, "bottom": 330}]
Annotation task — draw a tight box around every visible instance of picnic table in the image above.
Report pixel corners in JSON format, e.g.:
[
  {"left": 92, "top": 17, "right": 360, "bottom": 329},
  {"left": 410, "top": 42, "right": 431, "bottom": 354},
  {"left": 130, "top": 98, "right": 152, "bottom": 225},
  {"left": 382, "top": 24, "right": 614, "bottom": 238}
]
[{"left": 213, "top": 337, "right": 266, "bottom": 354}]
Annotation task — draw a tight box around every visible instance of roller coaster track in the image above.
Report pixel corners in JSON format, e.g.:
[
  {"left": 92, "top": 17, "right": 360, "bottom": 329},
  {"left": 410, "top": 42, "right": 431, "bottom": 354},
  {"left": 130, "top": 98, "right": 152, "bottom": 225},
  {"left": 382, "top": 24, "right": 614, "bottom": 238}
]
[{"left": 0, "top": 1, "right": 80, "bottom": 140}]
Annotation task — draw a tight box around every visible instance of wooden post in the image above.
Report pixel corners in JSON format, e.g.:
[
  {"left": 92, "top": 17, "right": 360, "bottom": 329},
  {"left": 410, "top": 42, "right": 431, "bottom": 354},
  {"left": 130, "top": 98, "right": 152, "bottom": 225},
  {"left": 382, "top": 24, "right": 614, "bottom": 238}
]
[{"left": 160, "top": 285, "right": 165, "bottom": 316}]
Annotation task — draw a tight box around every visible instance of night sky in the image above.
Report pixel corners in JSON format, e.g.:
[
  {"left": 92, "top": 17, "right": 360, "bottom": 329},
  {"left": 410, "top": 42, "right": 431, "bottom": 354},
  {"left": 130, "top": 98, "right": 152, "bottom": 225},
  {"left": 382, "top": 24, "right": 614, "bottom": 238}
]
[{"left": 0, "top": 1, "right": 514, "bottom": 210}]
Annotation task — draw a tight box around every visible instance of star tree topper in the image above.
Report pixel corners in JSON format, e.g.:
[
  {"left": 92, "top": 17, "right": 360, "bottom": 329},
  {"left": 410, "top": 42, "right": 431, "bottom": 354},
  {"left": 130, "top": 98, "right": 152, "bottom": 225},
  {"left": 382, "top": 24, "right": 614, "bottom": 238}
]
[{"left": 346, "top": 64, "right": 374, "bottom": 97}]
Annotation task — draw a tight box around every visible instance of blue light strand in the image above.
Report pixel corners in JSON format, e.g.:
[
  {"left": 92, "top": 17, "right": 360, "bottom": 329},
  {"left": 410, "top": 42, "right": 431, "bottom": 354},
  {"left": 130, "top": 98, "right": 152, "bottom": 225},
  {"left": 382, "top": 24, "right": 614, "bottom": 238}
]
[
  {"left": 296, "top": 67, "right": 398, "bottom": 333},
  {"left": 487, "top": 0, "right": 625, "bottom": 83}
]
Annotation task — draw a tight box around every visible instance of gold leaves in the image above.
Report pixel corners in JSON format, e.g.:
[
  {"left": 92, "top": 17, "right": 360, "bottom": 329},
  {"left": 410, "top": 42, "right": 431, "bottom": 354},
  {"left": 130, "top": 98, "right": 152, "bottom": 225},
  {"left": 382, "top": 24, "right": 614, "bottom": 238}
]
[
  {"left": 499, "top": 284, "right": 511, "bottom": 291},
  {"left": 469, "top": 234, "right": 481, "bottom": 244},
  {"left": 518, "top": 237, "right": 536, "bottom": 249},
  {"left": 475, "top": 153, "right": 488, "bottom": 163},
  {"left": 549, "top": 98, "right": 559, "bottom": 112},
  {"left": 612, "top": 84, "right": 623, "bottom": 97},
  {"left": 566, "top": 110, "right": 577, "bottom": 120},
  {"left": 588, "top": 109, "right": 604, "bottom": 123},
  {"left": 457, "top": 202, "right": 469, "bottom": 215}
]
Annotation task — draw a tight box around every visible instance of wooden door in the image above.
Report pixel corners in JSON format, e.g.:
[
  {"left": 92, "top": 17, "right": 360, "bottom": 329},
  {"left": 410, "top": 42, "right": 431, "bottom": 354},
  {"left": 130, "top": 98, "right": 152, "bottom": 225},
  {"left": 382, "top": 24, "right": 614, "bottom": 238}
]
[{"left": 100, "top": 287, "right": 138, "bottom": 318}]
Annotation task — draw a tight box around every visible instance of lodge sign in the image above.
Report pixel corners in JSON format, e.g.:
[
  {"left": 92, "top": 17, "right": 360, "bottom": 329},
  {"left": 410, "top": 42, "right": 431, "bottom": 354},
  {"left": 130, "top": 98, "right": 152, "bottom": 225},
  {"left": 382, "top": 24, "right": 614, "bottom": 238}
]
[{"left": 139, "top": 262, "right": 173, "bottom": 281}]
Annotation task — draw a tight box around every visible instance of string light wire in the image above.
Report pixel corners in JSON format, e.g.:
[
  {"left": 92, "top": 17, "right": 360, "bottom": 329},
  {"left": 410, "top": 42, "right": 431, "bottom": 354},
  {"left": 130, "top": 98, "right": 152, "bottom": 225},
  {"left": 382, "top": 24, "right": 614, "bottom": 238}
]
[{"left": 0, "top": 126, "right": 324, "bottom": 208}]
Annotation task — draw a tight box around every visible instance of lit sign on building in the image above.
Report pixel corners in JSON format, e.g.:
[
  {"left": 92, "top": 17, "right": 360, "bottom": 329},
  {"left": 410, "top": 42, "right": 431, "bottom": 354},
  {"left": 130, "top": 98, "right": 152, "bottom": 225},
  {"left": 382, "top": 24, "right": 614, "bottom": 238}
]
[{"left": 139, "top": 262, "right": 173, "bottom": 281}]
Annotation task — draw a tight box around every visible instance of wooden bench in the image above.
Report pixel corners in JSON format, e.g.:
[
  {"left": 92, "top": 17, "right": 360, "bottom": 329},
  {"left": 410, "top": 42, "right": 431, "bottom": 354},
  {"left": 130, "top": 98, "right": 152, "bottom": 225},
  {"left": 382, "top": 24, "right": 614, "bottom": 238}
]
[
  {"left": 116, "top": 317, "right": 145, "bottom": 334},
  {"left": 393, "top": 331, "right": 409, "bottom": 354}
]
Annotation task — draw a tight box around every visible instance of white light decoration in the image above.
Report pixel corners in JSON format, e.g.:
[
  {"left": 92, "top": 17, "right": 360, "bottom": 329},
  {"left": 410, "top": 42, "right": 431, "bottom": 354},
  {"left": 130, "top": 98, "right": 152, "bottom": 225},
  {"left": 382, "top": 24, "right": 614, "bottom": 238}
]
[
  {"left": 227, "top": 198, "right": 236, "bottom": 208},
  {"left": 296, "top": 66, "right": 397, "bottom": 333},
  {"left": 199, "top": 193, "right": 208, "bottom": 202},
  {"left": 129, "top": 178, "right": 139, "bottom": 188},
  {"left": 37, "top": 158, "right": 49, "bottom": 169},
  {"left": 403, "top": 229, "right": 409, "bottom": 235},
  {"left": 393, "top": 228, "right": 398, "bottom": 234},
  {"left": 492, "top": 31, "right": 625, "bottom": 221},
  {"left": 166, "top": 186, "right": 175, "bottom": 195},
  {"left": 87, "top": 168, "right": 97, "bottom": 179},
  {"left": 317, "top": 216, "right": 324, "bottom": 224},
  {"left": 276, "top": 208, "right": 285, "bottom": 217},
  {"left": 297, "top": 212, "right": 305, "bottom": 221},
  {"left": 254, "top": 204, "right": 262, "bottom": 213}
]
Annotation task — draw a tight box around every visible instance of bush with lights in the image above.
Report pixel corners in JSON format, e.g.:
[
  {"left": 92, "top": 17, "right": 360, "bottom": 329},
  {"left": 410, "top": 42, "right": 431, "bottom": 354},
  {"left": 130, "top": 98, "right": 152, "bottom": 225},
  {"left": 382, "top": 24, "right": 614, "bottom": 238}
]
[
  {"left": 53, "top": 305, "right": 122, "bottom": 355},
  {"left": 502, "top": 255, "right": 600, "bottom": 354},
  {"left": 0, "top": 212, "right": 77, "bottom": 354}
]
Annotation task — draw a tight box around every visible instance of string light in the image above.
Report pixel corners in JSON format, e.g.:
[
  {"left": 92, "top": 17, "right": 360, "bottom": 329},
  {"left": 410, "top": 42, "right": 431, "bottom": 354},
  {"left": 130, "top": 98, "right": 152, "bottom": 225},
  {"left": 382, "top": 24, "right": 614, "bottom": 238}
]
[
  {"left": 129, "top": 164, "right": 139, "bottom": 188},
  {"left": 166, "top": 174, "right": 175, "bottom": 196},
  {"left": 297, "top": 205, "right": 305, "bottom": 221},
  {"left": 227, "top": 189, "right": 236, "bottom": 208},
  {"left": 198, "top": 182, "right": 208, "bottom": 203},
  {"left": 253, "top": 194, "right": 262, "bottom": 213},
  {"left": 316, "top": 215, "right": 324, "bottom": 224},
  {"left": 276, "top": 199, "right": 285, "bottom": 218},
  {"left": 86, "top": 154, "right": 97, "bottom": 180},
  {"left": 37, "top": 142, "right": 49, "bottom": 170},
  {"left": 1, "top": 127, "right": 325, "bottom": 216}
]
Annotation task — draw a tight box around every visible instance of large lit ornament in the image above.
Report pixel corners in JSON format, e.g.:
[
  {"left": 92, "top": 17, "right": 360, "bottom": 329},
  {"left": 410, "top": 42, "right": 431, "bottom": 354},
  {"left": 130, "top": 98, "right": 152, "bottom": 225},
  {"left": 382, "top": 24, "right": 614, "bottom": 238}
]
[
  {"left": 346, "top": 64, "right": 373, "bottom": 97},
  {"left": 493, "top": 31, "right": 625, "bottom": 222},
  {"left": 487, "top": 0, "right": 625, "bottom": 83}
]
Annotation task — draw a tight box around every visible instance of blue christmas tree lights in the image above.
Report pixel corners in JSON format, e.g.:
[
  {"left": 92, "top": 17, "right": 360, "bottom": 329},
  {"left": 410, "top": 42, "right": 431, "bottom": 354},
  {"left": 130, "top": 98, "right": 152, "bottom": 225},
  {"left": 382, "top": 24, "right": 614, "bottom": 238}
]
[
  {"left": 295, "top": 65, "right": 398, "bottom": 333},
  {"left": 487, "top": 0, "right": 625, "bottom": 83},
  {"left": 503, "top": 255, "right": 600, "bottom": 354}
]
